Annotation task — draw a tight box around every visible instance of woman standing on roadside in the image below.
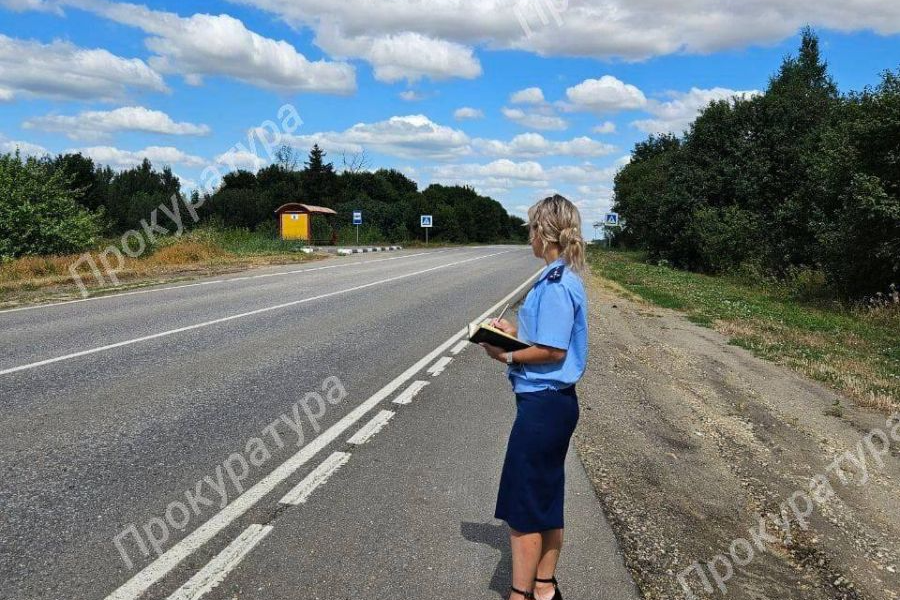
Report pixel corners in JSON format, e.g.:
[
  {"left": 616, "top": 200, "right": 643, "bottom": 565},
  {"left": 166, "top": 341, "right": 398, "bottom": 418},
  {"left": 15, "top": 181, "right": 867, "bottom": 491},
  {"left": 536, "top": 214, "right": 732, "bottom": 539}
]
[{"left": 480, "top": 194, "right": 588, "bottom": 600}]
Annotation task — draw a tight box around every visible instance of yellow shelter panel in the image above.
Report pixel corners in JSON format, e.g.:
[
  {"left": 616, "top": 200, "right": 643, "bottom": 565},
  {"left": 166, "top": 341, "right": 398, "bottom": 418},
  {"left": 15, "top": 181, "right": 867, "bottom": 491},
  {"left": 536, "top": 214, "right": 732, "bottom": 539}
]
[{"left": 281, "top": 213, "right": 309, "bottom": 240}]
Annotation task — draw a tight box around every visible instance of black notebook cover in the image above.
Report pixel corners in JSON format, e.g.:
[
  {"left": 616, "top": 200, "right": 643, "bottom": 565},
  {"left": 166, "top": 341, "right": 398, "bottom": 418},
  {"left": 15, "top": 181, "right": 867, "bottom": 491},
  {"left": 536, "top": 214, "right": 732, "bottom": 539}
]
[{"left": 467, "top": 322, "right": 532, "bottom": 352}]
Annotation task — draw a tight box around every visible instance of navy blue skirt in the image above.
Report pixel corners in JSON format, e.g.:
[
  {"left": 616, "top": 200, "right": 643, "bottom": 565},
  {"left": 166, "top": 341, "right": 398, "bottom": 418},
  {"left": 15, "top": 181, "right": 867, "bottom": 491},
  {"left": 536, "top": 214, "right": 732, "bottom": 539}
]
[{"left": 494, "top": 386, "right": 579, "bottom": 533}]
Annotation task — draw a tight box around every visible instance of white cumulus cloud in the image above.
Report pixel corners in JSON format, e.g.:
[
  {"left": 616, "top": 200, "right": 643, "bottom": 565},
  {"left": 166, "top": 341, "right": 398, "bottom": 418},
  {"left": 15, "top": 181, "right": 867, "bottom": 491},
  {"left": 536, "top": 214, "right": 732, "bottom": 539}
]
[
  {"left": 215, "top": 148, "right": 269, "bottom": 172},
  {"left": 399, "top": 90, "right": 425, "bottom": 101},
  {"left": 632, "top": 87, "right": 761, "bottom": 134},
  {"left": 0, "top": 33, "right": 167, "bottom": 101},
  {"left": 314, "top": 25, "right": 481, "bottom": 83},
  {"left": 227, "top": 0, "right": 900, "bottom": 65},
  {"left": 0, "top": 0, "right": 62, "bottom": 12},
  {"left": 24, "top": 106, "right": 211, "bottom": 141},
  {"left": 65, "top": 0, "right": 356, "bottom": 94},
  {"left": 0, "top": 138, "right": 50, "bottom": 156},
  {"left": 510, "top": 87, "right": 545, "bottom": 104},
  {"left": 474, "top": 133, "right": 615, "bottom": 158},
  {"left": 255, "top": 114, "right": 472, "bottom": 160},
  {"left": 593, "top": 121, "right": 617, "bottom": 134},
  {"left": 430, "top": 155, "right": 631, "bottom": 192},
  {"left": 432, "top": 159, "right": 549, "bottom": 189},
  {"left": 454, "top": 107, "right": 484, "bottom": 121},
  {"left": 502, "top": 107, "right": 567, "bottom": 131},
  {"left": 564, "top": 76, "right": 647, "bottom": 113},
  {"left": 13, "top": 0, "right": 900, "bottom": 71},
  {"left": 71, "top": 145, "right": 206, "bottom": 168}
]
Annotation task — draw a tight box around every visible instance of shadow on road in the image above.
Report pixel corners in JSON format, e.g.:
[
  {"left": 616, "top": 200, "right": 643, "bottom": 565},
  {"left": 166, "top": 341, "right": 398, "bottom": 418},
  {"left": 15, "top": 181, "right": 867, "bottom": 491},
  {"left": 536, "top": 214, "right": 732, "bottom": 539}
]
[{"left": 460, "top": 521, "right": 511, "bottom": 598}]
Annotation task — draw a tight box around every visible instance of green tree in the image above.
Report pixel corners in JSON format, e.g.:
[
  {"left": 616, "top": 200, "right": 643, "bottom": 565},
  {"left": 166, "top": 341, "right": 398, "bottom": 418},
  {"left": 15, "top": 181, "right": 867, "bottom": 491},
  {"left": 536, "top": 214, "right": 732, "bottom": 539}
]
[
  {"left": 103, "top": 158, "right": 183, "bottom": 232},
  {"left": 814, "top": 69, "right": 900, "bottom": 295},
  {"left": 754, "top": 27, "right": 840, "bottom": 268},
  {"left": 50, "top": 153, "right": 107, "bottom": 213},
  {"left": 0, "top": 151, "right": 103, "bottom": 258},
  {"left": 611, "top": 29, "right": 893, "bottom": 294},
  {"left": 613, "top": 134, "right": 682, "bottom": 258},
  {"left": 302, "top": 144, "right": 337, "bottom": 206}
]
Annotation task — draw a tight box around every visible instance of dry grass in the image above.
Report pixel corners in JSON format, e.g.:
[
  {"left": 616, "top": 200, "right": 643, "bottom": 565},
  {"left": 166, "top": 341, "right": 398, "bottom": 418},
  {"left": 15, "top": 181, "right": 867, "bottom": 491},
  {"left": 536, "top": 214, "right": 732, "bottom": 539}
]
[
  {"left": 0, "top": 240, "right": 231, "bottom": 288},
  {"left": 0, "top": 254, "right": 81, "bottom": 283},
  {"left": 716, "top": 320, "right": 896, "bottom": 410},
  {"left": 0, "top": 232, "right": 320, "bottom": 306},
  {"left": 144, "top": 240, "right": 231, "bottom": 267},
  {"left": 590, "top": 248, "right": 899, "bottom": 413}
]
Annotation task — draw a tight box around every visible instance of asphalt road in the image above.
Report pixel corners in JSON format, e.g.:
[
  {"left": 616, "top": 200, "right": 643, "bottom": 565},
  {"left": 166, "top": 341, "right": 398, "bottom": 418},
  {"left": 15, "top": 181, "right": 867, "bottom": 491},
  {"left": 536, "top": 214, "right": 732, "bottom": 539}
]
[{"left": 0, "top": 246, "right": 638, "bottom": 600}]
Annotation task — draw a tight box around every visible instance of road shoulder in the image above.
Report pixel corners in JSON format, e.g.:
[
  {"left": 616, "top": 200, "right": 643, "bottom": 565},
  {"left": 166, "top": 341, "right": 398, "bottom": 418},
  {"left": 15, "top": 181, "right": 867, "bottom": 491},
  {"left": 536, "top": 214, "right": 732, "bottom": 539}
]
[{"left": 574, "top": 271, "right": 900, "bottom": 600}]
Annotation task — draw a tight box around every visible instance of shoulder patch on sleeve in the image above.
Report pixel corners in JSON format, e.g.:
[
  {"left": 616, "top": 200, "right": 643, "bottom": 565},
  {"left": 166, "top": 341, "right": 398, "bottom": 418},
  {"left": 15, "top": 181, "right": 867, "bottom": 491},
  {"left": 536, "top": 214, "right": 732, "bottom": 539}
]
[{"left": 547, "top": 264, "right": 565, "bottom": 282}]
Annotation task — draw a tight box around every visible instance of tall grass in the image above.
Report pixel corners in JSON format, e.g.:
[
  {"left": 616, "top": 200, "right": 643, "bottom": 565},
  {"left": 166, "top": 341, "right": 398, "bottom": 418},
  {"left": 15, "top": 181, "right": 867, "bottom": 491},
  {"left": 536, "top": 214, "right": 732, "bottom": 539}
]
[
  {"left": 589, "top": 247, "right": 899, "bottom": 412},
  {"left": 0, "top": 227, "right": 317, "bottom": 299}
]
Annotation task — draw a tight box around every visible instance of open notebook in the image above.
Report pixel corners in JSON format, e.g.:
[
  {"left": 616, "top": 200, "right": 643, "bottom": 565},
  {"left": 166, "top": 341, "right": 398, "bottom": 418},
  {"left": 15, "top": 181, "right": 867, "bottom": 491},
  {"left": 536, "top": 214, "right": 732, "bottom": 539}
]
[{"left": 467, "top": 321, "right": 532, "bottom": 352}]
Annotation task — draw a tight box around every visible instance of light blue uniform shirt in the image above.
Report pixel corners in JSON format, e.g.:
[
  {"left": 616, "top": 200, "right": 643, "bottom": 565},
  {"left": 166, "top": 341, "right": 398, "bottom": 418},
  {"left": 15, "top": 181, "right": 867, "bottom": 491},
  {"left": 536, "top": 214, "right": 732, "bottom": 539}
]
[{"left": 508, "top": 258, "right": 588, "bottom": 393}]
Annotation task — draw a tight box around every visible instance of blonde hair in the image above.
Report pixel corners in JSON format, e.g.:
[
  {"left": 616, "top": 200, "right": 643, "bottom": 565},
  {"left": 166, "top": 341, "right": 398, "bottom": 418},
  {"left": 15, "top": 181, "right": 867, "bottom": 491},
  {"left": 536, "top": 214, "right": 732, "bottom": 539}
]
[{"left": 527, "top": 194, "right": 586, "bottom": 273}]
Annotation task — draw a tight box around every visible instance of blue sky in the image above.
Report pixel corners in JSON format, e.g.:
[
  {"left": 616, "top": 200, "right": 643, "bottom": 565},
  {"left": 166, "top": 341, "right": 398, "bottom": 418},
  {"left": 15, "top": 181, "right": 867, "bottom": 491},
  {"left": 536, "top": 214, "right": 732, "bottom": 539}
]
[{"left": 1, "top": 0, "right": 899, "bottom": 236}]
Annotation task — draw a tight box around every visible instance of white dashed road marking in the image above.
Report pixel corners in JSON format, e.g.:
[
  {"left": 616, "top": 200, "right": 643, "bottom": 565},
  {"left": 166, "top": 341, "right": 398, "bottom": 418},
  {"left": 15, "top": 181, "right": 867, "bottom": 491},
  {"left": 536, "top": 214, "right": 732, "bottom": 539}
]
[
  {"left": 450, "top": 339, "right": 469, "bottom": 355},
  {"left": 164, "top": 524, "right": 272, "bottom": 600},
  {"left": 347, "top": 410, "right": 395, "bottom": 445},
  {"left": 426, "top": 356, "right": 453, "bottom": 377},
  {"left": 279, "top": 452, "right": 352, "bottom": 505},
  {"left": 101, "top": 266, "right": 540, "bottom": 600},
  {"left": 392, "top": 380, "right": 430, "bottom": 405}
]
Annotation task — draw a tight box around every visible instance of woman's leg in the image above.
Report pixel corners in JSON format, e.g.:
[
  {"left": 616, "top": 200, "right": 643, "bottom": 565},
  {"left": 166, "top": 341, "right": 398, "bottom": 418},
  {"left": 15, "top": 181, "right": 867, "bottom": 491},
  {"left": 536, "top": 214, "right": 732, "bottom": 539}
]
[
  {"left": 509, "top": 528, "right": 542, "bottom": 598},
  {"left": 534, "top": 528, "right": 563, "bottom": 599}
]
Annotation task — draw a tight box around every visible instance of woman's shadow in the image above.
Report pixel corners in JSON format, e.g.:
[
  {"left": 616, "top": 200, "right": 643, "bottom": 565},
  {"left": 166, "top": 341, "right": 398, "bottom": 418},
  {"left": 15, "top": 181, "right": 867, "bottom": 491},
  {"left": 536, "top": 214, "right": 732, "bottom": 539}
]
[{"left": 460, "top": 521, "right": 512, "bottom": 598}]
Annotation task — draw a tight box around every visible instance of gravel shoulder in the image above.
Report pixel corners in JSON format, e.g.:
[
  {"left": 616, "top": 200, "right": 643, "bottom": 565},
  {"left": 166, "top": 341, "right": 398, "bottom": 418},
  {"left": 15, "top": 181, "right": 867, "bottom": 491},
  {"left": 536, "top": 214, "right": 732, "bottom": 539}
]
[{"left": 574, "top": 272, "right": 900, "bottom": 600}]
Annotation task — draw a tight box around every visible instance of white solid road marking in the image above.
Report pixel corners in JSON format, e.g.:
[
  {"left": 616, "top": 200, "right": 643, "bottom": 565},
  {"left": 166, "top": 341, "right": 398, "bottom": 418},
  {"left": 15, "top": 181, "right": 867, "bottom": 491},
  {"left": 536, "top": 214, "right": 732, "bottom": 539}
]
[
  {"left": 450, "top": 340, "right": 469, "bottom": 355},
  {"left": 426, "top": 356, "right": 453, "bottom": 377},
  {"left": 279, "top": 452, "right": 352, "bottom": 505},
  {"left": 347, "top": 410, "right": 395, "bottom": 445},
  {"left": 392, "top": 380, "right": 429, "bottom": 405},
  {"left": 1, "top": 250, "right": 510, "bottom": 377},
  {"left": 164, "top": 524, "right": 272, "bottom": 600},
  {"left": 0, "top": 249, "right": 448, "bottom": 314},
  {"left": 102, "top": 267, "right": 540, "bottom": 600}
]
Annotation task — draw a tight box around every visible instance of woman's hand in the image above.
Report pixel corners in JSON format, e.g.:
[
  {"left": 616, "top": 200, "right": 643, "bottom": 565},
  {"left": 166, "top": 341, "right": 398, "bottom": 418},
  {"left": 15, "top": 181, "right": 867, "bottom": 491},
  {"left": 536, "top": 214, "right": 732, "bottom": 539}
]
[
  {"left": 480, "top": 343, "right": 507, "bottom": 363},
  {"left": 490, "top": 317, "right": 517, "bottom": 337}
]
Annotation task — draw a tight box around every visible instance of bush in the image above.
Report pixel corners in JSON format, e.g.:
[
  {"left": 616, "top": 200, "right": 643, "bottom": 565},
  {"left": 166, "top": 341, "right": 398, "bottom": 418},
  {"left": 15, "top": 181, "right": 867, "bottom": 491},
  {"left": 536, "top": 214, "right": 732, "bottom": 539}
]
[
  {"left": 818, "top": 174, "right": 900, "bottom": 296},
  {"left": 689, "top": 205, "right": 763, "bottom": 273},
  {"left": 0, "top": 151, "right": 103, "bottom": 259},
  {"left": 783, "top": 266, "right": 830, "bottom": 301}
]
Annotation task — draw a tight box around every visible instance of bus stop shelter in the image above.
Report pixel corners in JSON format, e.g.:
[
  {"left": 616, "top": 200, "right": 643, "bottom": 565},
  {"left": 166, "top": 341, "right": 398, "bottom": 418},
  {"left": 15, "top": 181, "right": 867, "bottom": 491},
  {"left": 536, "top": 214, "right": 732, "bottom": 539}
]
[{"left": 274, "top": 203, "right": 337, "bottom": 241}]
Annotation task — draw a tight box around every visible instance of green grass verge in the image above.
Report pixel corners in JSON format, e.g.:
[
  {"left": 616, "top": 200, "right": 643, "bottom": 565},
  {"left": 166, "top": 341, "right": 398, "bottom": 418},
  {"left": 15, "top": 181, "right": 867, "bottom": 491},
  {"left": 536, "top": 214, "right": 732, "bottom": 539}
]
[
  {"left": 588, "top": 247, "right": 899, "bottom": 412},
  {"left": 185, "top": 227, "right": 316, "bottom": 255}
]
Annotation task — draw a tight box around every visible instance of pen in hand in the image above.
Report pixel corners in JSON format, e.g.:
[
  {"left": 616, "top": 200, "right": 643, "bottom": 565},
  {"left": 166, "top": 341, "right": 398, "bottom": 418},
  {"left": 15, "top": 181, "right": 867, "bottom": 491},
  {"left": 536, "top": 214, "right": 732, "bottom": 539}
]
[{"left": 491, "top": 303, "right": 510, "bottom": 327}]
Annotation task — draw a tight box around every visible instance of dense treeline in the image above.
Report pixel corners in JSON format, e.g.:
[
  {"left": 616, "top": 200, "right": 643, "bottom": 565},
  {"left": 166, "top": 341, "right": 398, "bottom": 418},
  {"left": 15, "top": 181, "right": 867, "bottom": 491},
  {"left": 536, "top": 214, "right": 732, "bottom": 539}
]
[
  {"left": 196, "top": 145, "right": 527, "bottom": 243},
  {"left": 0, "top": 144, "right": 526, "bottom": 260},
  {"left": 613, "top": 29, "right": 899, "bottom": 298}
]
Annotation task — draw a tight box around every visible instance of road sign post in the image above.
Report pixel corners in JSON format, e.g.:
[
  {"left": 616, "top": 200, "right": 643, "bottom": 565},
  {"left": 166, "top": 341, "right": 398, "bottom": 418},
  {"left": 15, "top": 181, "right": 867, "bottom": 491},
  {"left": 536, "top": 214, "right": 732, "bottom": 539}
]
[
  {"left": 603, "top": 212, "right": 620, "bottom": 248},
  {"left": 352, "top": 210, "right": 362, "bottom": 245},
  {"left": 420, "top": 214, "right": 433, "bottom": 244}
]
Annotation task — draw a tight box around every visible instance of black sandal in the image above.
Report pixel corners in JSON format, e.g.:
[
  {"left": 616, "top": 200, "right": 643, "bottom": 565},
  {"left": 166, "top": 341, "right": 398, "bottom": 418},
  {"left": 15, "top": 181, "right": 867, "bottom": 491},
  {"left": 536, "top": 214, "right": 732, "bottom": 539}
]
[
  {"left": 535, "top": 576, "right": 562, "bottom": 600},
  {"left": 509, "top": 585, "right": 535, "bottom": 599}
]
